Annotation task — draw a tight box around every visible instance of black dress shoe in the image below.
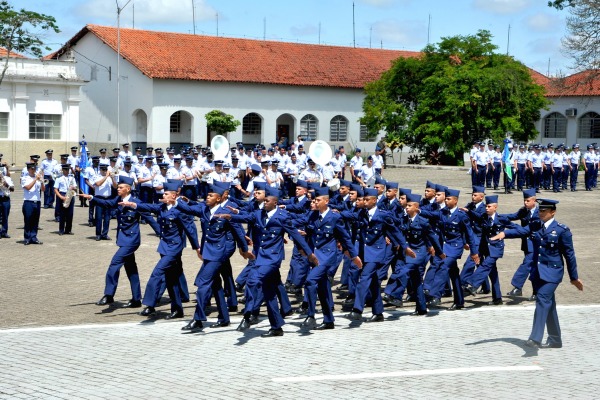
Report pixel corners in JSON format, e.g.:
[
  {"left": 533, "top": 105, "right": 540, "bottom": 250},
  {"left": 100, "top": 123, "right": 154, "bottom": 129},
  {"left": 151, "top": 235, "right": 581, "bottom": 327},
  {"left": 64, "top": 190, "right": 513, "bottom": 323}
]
[
  {"left": 301, "top": 316, "right": 317, "bottom": 329},
  {"left": 96, "top": 295, "right": 114, "bottom": 306},
  {"left": 123, "top": 299, "right": 142, "bottom": 308},
  {"left": 387, "top": 297, "right": 403, "bottom": 307},
  {"left": 477, "top": 288, "right": 491, "bottom": 295},
  {"left": 525, "top": 339, "right": 541, "bottom": 348},
  {"left": 410, "top": 310, "right": 428, "bottom": 316},
  {"left": 367, "top": 314, "right": 384, "bottom": 322},
  {"left": 29, "top": 239, "right": 43, "bottom": 245},
  {"left": 261, "top": 328, "right": 284, "bottom": 337},
  {"left": 0, "top": 234, "right": 10, "bottom": 238},
  {"left": 235, "top": 283, "right": 244, "bottom": 293},
  {"left": 210, "top": 321, "right": 230, "bottom": 328},
  {"left": 528, "top": 294, "right": 537, "bottom": 301},
  {"left": 347, "top": 311, "right": 362, "bottom": 321},
  {"left": 427, "top": 298, "right": 441, "bottom": 307},
  {"left": 463, "top": 284, "right": 476, "bottom": 296},
  {"left": 95, "top": 236, "right": 101, "bottom": 241},
  {"left": 228, "top": 305, "right": 238, "bottom": 312},
  {"left": 448, "top": 303, "right": 464, "bottom": 310},
  {"left": 338, "top": 284, "right": 349, "bottom": 291},
  {"left": 541, "top": 341, "right": 562, "bottom": 349},
  {"left": 88, "top": 222, "right": 94, "bottom": 227},
  {"left": 139, "top": 307, "right": 156, "bottom": 317},
  {"left": 507, "top": 287, "right": 522, "bottom": 296},
  {"left": 295, "top": 306, "right": 308, "bottom": 315},
  {"left": 165, "top": 310, "right": 184, "bottom": 319},
  {"left": 281, "top": 309, "right": 294, "bottom": 317},
  {"left": 182, "top": 320, "right": 204, "bottom": 333},
  {"left": 248, "top": 315, "right": 259, "bottom": 325},
  {"left": 101, "top": 236, "right": 111, "bottom": 240},
  {"left": 236, "top": 319, "right": 250, "bottom": 331},
  {"left": 488, "top": 299, "right": 503, "bottom": 306},
  {"left": 343, "top": 297, "right": 355, "bottom": 305},
  {"left": 315, "top": 322, "right": 335, "bottom": 330},
  {"left": 24, "top": 241, "right": 30, "bottom": 245}
]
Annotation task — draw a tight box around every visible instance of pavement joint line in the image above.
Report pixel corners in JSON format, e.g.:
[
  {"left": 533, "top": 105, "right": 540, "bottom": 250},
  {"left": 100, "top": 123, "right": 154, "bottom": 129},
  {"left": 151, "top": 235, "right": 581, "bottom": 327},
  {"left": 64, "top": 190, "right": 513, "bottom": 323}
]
[
  {"left": 272, "top": 366, "right": 544, "bottom": 383},
  {"left": 0, "top": 304, "right": 597, "bottom": 334}
]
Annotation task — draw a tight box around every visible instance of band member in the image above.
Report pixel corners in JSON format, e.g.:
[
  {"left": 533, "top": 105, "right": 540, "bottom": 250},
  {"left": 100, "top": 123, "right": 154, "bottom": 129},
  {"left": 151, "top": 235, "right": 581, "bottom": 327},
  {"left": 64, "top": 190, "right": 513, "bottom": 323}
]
[
  {"left": 53, "top": 164, "right": 77, "bottom": 235},
  {"left": 0, "top": 163, "right": 14, "bottom": 238},
  {"left": 21, "top": 163, "right": 45, "bottom": 245},
  {"left": 41, "top": 149, "right": 57, "bottom": 209},
  {"left": 92, "top": 164, "right": 117, "bottom": 241}
]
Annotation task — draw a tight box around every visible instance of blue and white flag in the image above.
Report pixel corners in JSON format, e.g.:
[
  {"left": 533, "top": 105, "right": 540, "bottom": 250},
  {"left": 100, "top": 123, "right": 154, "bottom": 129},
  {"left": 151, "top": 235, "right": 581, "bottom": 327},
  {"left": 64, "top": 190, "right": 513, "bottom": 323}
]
[{"left": 79, "top": 138, "right": 91, "bottom": 194}]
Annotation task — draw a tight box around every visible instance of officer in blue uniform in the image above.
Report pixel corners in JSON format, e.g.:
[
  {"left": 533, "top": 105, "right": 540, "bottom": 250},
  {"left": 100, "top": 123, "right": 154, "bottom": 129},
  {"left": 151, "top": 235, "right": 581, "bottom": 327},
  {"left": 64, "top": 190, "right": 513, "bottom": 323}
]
[
  {"left": 21, "top": 163, "right": 44, "bottom": 245},
  {"left": 82, "top": 176, "right": 153, "bottom": 307},
  {"left": 492, "top": 199, "right": 583, "bottom": 348},
  {"left": 219, "top": 186, "right": 316, "bottom": 337},
  {"left": 459, "top": 186, "right": 489, "bottom": 294},
  {"left": 120, "top": 181, "right": 200, "bottom": 319},
  {"left": 347, "top": 188, "right": 408, "bottom": 322},
  {"left": 177, "top": 184, "right": 251, "bottom": 332}
]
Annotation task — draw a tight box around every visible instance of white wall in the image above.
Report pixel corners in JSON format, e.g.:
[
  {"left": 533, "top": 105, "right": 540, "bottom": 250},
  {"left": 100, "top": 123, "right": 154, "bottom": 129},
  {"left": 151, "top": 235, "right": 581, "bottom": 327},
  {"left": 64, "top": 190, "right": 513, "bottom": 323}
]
[{"left": 537, "top": 96, "right": 599, "bottom": 147}]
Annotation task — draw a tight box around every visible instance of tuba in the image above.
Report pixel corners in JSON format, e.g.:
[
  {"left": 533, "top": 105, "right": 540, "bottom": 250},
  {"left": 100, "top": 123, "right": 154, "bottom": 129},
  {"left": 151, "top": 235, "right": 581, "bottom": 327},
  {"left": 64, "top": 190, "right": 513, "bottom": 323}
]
[
  {"left": 308, "top": 140, "right": 333, "bottom": 166},
  {"left": 210, "top": 135, "right": 230, "bottom": 161}
]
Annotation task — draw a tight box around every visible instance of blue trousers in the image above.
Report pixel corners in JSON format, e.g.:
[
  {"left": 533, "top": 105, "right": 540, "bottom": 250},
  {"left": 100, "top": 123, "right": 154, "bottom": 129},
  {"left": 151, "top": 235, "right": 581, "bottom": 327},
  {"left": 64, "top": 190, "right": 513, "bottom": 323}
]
[
  {"left": 352, "top": 262, "right": 384, "bottom": 316},
  {"left": 220, "top": 258, "right": 238, "bottom": 308},
  {"left": 466, "top": 256, "right": 502, "bottom": 301},
  {"left": 0, "top": 196, "right": 10, "bottom": 235},
  {"left": 22, "top": 200, "right": 41, "bottom": 242},
  {"left": 585, "top": 163, "right": 594, "bottom": 189},
  {"left": 570, "top": 166, "right": 579, "bottom": 190},
  {"left": 158, "top": 257, "right": 189, "bottom": 302},
  {"left": 245, "top": 263, "right": 285, "bottom": 329},
  {"left": 492, "top": 162, "right": 501, "bottom": 188},
  {"left": 104, "top": 245, "right": 141, "bottom": 300},
  {"left": 542, "top": 165, "right": 552, "bottom": 188},
  {"left": 235, "top": 259, "right": 255, "bottom": 287},
  {"left": 193, "top": 260, "right": 229, "bottom": 323},
  {"left": 431, "top": 256, "right": 464, "bottom": 306},
  {"left": 290, "top": 245, "right": 310, "bottom": 287},
  {"left": 533, "top": 167, "right": 542, "bottom": 190},
  {"left": 305, "top": 263, "right": 335, "bottom": 323},
  {"left": 561, "top": 166, "right": 569, "bottom": 189},
  {"left": 552, "top": 167, "right": 562, "bottom": 191},
  {"left": 142, "top": 253, "right": 184, "bottom": 313},
  {"left": 529, "top": 277, "right": 561, "bottom": 345},
  {"left": 461, "top": 256, "right": 491, "bottom": 293},
  {"left": 43, "top": 176, "right": 55, "bottom": 207},
  {"left": 423, "top": 254, "right": 443, "bottom": 293},
  {"left": 94, "top": 201, "right": 111, "bottom": 237},
  {"left": 476, "top": 165, "right": 486, "bottom": 186},
  {"left": 511, "top": 252, "right": 534, "bottom": 291},
  {"left": 517, "top": 164, "right": 526, "bottom": 189}
]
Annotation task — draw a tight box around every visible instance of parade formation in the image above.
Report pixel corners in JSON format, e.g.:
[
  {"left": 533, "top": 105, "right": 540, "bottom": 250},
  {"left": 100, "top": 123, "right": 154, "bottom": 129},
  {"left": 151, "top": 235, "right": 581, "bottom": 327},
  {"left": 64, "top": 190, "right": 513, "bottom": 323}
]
[{"left": 0, "top": 137, "right": 586, "bottom": 346}]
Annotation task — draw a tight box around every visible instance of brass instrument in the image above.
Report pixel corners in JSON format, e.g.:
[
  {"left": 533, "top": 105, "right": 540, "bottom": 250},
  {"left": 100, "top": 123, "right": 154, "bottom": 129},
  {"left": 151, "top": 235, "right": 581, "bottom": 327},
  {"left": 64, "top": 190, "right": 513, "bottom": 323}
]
[
  {"left": 210, "top": 135, "right": 230, "bottom": 161},
  {"left": 0, "top": 172, "right": 10, "bottom": 196},
  {"left": 308, "top": 140, "right": 333, "bottom": 167},
  {"left": 36, "top": 171, "right": 47, "bottom": 185},
  {"left": 63, "top": 175, "right": 78, "bottom": 208}
]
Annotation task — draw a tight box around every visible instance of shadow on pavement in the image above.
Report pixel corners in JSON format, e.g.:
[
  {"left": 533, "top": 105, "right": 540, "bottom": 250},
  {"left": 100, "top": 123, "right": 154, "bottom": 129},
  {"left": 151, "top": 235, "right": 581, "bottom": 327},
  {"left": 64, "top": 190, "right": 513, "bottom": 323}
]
[{"left": 465, "top": 337, "right": 539, "bottom": 358}]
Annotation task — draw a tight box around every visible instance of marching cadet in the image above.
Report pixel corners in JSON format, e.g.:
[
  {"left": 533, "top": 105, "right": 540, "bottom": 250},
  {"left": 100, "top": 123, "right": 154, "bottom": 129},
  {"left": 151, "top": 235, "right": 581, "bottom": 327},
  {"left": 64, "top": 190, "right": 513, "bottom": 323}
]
[
  {"left": 41, "top": 149, "right": 57, "bottom": 209},
  {"left": 567, "top": 144, "right": 581, "bottom": 191},
  {"left": 386, "top": 193, "right": 440, "bottom": 315},
  {"left": 120, "top": 181, "right": 200, "bottom": 319},
  {"left": 491, "top": 199, "right": 583, "bottom": 349},
  {"left": 295, "top": 186, "right": 359, "bottom": 330},
  {"left": 21, "top": 162, "right": 45, "bottom": 245},
  {"left": 347, "top": 188, "right": 407, "bottom": 323},
  {"left": 218, "top": 186, "right": 316, "bottom": 337},
  {"left": 53, "top": 164, "right": 77, "bottom": 235},
  {"left": 463, "top": 195, "right": 509, "bottom": 305},
  {"left": 502, "top": 189, "right": 539, "bottom": 300},
  {"left": 176, "top": 184, "right": 252, "bottom": 332},
  {"left": 0, "top": 159, "right": 14, "bottom": 238},
  {"left": 92, "top": 164, "right": 117, "bottom": 241},
  {"left": 419, "top": 188, "right": 480, "bottom": 310},
  {"left": 81, "top": 176, "right": 153, "bottom": 308}
]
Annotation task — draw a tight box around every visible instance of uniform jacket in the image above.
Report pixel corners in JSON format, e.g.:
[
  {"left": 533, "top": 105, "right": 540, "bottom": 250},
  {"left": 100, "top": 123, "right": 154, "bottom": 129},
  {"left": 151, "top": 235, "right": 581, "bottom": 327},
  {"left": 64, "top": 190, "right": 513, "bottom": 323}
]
[
  {"left": 134, "top": 200, "right": 199, "bottom": 256},
  {"left": 504, "top": 219, "right": 578, "bottom": 284},
  {"left": 420, "top": 208, "right": 478, "bottom": 258},
  {"left": 230, "top": 208, "right": 312, "bottom": 267},
  {"left": 502, "top": 206, "right": 539, "bottom": 253},
  {"left": 303, "top": 209, "right": 358, "bottom": 266},
  {"left": 176, "top": 200, "right": 247, "bottom": 262},
  {"left": 478, "top": 214, "right": 511, "bottom": 259},
  {"left": 91, "top": 195, "right": 153, "bottom": 247},
  {"left": 359, "top": 208, "right": 407, "bottom": 263},
  {"left": 280, "top": 195, "right": 311, "bottom": 214}
]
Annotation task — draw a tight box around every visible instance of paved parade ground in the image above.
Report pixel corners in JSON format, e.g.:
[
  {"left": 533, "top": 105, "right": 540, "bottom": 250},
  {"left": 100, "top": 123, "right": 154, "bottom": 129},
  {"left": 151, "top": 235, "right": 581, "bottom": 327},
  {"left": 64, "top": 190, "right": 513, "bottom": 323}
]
[{"left": 1, "top": 167, "right": 599, "bottom": 399}]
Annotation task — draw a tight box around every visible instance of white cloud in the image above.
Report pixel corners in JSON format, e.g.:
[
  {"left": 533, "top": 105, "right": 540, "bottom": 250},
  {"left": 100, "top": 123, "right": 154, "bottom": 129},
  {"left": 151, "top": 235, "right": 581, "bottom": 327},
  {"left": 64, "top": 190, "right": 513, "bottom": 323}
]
[
  {"left": 75, "top": 0, "right": 217, "bottom": 27},
  {"left": 371, "top": 19, "right": 427, "bottom": 48},
  {"left": 290, "top": 24, "right": 319, "bottom": 37},
  {"left": 525, "top": 12, "right": 563, "bottom": 32},
  {"left": 527, "top": 36, "right": 562, "bottom": 54},
  {"left": 472, "top": 0, "right": 532, "bottom": 15}
]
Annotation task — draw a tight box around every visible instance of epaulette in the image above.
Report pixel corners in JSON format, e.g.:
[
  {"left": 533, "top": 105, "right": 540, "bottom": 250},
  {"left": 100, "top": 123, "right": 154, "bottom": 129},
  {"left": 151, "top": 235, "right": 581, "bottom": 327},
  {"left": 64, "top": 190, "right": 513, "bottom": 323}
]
[{"left": 557, "top": 222, "right": 569, "bottom": 231}]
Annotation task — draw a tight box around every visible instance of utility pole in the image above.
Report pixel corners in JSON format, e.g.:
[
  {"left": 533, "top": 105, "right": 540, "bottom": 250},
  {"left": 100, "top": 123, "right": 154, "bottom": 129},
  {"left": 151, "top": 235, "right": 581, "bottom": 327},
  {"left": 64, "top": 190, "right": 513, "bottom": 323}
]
[
  {"left": 352, "top": 2, "right": 356, "bottom": 48},
  {"left": 192, "top": 0, "right": 196, "bottom": 34}
]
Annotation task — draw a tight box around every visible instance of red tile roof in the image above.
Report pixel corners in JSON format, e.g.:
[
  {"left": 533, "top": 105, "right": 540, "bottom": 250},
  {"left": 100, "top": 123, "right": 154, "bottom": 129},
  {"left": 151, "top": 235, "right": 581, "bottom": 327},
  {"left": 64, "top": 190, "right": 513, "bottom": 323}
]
[
  {"left": 544, "top": 70, "right": 600, "bottom": 97},
  {"left": 51, "top": 24, "right": 420, "bottom": 89},
  {"left": 0, "top": 47, "right": 26, "bottom": 58}
]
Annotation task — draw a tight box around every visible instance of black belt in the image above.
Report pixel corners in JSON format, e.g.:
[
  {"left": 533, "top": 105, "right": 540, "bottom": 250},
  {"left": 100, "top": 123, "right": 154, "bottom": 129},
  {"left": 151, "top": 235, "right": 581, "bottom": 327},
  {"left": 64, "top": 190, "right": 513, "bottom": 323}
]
[{"left": 25, "top": 200, "right": 41, "bottom": 203}]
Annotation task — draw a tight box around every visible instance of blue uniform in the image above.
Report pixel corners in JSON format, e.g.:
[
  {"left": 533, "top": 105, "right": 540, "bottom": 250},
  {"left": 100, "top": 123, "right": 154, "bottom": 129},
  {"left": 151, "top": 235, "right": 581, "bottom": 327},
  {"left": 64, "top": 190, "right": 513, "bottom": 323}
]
[
  {"left": 135, "top": 200, "right": 200, "bottom": 313},
  {"left": 502, "top": 206, "right": 539, "bottom": 292},
  {"left": 460, "top": 201, "right": 489, "bottom": 292},
  {"left": 504, "top": 219, "right": 579, "bottom": 346}
]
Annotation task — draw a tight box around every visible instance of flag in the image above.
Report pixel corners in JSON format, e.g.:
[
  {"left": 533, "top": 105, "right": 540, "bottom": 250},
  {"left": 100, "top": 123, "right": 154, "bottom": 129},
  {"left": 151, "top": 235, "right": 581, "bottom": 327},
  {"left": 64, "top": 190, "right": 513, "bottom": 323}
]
[
  {"left": 502, "top": 138, "right": 513, "bottom": 181},
  {"left": 79, "top": 138, "right": 91, "bottom": 194}
]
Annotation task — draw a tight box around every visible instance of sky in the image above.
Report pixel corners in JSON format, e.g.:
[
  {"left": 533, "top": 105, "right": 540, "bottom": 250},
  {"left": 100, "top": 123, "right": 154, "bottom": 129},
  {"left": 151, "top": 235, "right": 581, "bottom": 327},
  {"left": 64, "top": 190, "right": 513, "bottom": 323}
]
[{"left": 17, "top": 0, "right": 574, "bottom": 76}]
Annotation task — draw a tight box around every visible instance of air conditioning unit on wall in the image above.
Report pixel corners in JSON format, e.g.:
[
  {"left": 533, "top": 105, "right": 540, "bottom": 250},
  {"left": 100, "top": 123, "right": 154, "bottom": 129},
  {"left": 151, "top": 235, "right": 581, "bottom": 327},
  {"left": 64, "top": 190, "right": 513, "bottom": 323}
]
[{"left": 565, "top": 108, "right": 577, "bottom": 117}]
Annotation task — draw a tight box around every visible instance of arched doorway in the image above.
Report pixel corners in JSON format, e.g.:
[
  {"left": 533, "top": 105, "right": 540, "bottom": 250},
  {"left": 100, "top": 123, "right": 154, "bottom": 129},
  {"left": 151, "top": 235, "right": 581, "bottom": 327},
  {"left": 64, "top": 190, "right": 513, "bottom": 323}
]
[
  {"left": 169, "top": 110, "right": 193, "bottom": 149},
  {"left": 242, "top": 112, "right": 263, "bottom": 146},
  {"left": 132, "top": 109, "right": 148, "bottom": 149},
  {"left": 276, "top": 113, "right": 296, "bottom": 148}
]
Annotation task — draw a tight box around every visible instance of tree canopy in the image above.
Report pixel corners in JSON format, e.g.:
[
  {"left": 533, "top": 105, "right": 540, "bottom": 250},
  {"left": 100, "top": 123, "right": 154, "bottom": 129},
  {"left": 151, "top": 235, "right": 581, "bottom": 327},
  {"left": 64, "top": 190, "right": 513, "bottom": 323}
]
[
  {"left": 361, "top": 30, "right": 549, "bottom": 164},
  {"left": 0, "top": 1, "right": 60, "bottom": 86},
  {"left": 205, "top": 110, "right": 241, "bottom": 135}
]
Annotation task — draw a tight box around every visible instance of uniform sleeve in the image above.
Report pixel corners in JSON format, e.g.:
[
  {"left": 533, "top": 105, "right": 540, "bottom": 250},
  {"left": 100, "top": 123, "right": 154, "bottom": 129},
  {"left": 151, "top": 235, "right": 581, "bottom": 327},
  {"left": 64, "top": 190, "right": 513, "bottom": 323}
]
[{"left": 559, "top": 227, "right": 578, "bottom": 281}]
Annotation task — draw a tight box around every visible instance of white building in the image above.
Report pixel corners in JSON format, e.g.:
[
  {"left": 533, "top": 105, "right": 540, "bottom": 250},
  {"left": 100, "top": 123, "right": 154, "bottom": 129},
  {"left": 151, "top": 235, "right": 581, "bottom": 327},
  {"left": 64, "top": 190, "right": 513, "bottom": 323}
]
[
  {"left": 49, "top": 25, "right": 419, "bottom": 155},
  {"left": 0, "top": 48, "right": 85, "bottom": 165}
]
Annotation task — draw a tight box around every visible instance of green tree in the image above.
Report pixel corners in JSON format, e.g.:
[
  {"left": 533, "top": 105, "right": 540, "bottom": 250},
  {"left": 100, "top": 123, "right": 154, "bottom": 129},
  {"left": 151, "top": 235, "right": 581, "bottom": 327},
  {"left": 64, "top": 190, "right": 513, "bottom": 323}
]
[
  {"left": 205, "top": 109, "right": 241, "bottom": 135},
  {"left": 0, "top": 1, "right": 60, "bottom": 86},
  {"left": 361, "top": 30, "right": 550, "bottom": 165}
]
